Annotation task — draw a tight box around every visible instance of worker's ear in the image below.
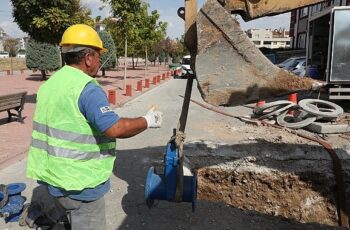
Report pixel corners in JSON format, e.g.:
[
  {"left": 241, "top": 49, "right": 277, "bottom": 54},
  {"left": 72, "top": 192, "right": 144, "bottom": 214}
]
[{"left": 84, "top": 52, "right": 93, "bottom": 67}]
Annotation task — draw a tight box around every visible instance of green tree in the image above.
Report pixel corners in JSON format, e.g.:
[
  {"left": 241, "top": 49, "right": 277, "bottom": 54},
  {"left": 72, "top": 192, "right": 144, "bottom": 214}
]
[
  {"left": 17, "top": 49, "right": 26, "bottom": 56},
  {"left": 159, "top": 52, "right": 167, "bottom": 65},
  {"left": 148, "top": 53, "right": 156, "bottom": 65},
  {"left": 26, "top": 39, "right": 61, "bottom": 80},
  {"left": 172, "top": 36, "right": 187, "bottom": 59},
  {"left": 137, "top": 4, "right": 167, "bottom": 68},
  {"left": 150, "top": 37, "right": 186, "bottom": 64},
  {"left": 98, "top": 30, "right": 117, "bottom": 77},
  {"left": 11, "top": 0, "right": 94, "bottom": 44},
  {"left": 102, "top": 0, "right": 142, "bottom": 68},
  {"left": 102, "top": 1, "right": 167, "bottom": 69},
  {"left": 172, "top": 55, "right": 181, "bottom": 63},
  {"left": 3, "top": 38, "right": 19, "bottom": 57}
]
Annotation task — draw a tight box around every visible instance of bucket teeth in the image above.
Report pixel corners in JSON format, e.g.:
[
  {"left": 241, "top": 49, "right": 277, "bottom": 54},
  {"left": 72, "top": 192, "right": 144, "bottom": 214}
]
[{"left": 194, "top": 0, "right": 315, "bottom": 106}]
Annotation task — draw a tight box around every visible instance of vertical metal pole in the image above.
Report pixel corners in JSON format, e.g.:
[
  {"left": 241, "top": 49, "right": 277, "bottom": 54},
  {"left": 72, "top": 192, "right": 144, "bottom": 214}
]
[
  {"left": 158, "top": 56, "right": 160, "bottom": 75},
  {"left": 145, "top": 46, "right": 148, "bottom": 79},
  {"left": 124, "top": 38, "right": 127, "bottom": 90},
  {"left": 10, "top": 57, "right": 13, "bottom": 75}
]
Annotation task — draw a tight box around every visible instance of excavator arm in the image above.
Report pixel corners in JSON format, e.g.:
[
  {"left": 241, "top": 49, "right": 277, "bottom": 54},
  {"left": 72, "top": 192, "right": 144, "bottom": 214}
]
[
  {"left": 221, "top": 0, "right": 322, "bottom": 20},
  {"left": 183, "top": 0, "right": 325, "bottom": 106}
]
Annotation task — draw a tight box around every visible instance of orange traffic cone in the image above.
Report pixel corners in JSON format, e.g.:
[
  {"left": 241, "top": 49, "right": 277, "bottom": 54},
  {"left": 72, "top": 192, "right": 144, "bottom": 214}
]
[
  {"left": 288, "top": 93, "right": 298, "bottom": 104},
  {"left": 288, "top": 93, "right": 298, "bottom": 115},
  {"left": 256, "top": 100, "right": 266, "bottom": 107}
]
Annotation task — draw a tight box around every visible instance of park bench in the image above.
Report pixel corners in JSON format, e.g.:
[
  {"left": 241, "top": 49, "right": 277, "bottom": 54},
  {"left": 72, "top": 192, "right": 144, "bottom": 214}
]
[{"left": 0, "top": 91, "right": 27, "bottom": 123}]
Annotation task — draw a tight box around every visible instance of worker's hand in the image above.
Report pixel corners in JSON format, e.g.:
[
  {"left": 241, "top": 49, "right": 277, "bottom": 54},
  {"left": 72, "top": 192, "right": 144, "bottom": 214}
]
[{"left": 143, "top": 106, "right": 163, "bottom": 128}]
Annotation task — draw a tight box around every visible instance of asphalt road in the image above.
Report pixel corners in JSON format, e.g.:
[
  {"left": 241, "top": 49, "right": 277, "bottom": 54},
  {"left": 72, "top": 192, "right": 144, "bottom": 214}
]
[{"left": 0, "top": 78, "right": 344, "bottom": 230}]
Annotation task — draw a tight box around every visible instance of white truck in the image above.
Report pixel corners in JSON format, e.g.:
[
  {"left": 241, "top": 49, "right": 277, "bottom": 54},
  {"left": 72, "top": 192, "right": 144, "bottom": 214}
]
[
  {"left": 180, "top": 55, "right": 192, "bottom": 78},
  {"left": 307, "top": 6, "right": 350, "bottom": 99}
]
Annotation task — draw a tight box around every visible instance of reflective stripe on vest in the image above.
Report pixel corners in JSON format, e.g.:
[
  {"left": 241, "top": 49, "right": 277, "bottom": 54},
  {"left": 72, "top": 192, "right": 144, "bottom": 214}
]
[
  {"left": 33, "top": 121, "right": 113, "bottom": 145},
  {"left": 31, "top": 138, "right": 115, "bottom": 160}
]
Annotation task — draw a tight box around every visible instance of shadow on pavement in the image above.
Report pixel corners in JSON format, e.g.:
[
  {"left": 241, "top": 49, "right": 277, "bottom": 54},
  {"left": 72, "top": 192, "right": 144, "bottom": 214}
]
[
  {"left": 0, "top": 117, "right": 10, "bottom": 125},
  {"left": 95, "top": 80, "right": 116, "bottom": 87},
  {"left": 25, "top": 94, "right": 37, "bottom": 104},
  {"left": 98, "top": 76, "right": 124, "bottom": 80},
  {"left": 26, "top": 76, "right": 48, "bottom": 82},
  {"left": 0, "top": 115, "right": 27, "bottom": 125},
  {"left": 112, "top": 144, "right": 347, "bottom": 230}
]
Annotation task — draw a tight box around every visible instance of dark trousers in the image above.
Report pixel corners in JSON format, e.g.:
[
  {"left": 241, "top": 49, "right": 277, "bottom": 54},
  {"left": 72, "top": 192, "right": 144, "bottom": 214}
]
[{"left": 52, "top": 196, "right": 106, "bottom": 230}]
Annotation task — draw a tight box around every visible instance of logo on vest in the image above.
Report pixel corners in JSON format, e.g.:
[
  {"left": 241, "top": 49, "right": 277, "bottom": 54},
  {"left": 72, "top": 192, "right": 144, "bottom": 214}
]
[{"left": 100, "top": 106, "right": 112, "bottom": 113}]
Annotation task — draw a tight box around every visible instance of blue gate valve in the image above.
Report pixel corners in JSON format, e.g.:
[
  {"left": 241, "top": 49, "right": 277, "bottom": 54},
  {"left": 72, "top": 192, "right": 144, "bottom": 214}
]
[
  {"left": 0, "top": 183, "right": 26, "bottom": 223},
  {"left": 145, "top": 141, "right": 197, "bottom": 211}
]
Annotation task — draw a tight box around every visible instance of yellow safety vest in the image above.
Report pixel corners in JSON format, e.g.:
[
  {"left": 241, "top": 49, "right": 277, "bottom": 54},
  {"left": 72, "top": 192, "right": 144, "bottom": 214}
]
[{"left": 27, "top": 65, "right": 116, "bottom": 191}]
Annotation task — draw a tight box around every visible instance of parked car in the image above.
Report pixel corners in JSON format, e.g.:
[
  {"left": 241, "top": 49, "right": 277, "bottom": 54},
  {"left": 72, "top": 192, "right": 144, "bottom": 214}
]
[
  {"left": 291, "top": 60, "right": 306, "bottom": 77},
  {"left": 0, "top": 51, "right": 9, "bottom": 58},
  {"left": 277, "top": 56, "right": 305, "bottom": 71}
]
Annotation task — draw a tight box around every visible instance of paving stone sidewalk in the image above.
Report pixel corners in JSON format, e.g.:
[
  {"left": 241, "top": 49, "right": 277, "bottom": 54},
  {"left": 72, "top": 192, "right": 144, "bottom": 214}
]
[{"left": 0, "top": 64, "right": 172, "bottom": 170}]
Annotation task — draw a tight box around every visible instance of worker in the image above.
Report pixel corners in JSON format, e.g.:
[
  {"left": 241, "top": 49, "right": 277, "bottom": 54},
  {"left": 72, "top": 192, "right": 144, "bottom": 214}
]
[{"left": 26, "top": 24, "right": 163, "bottom": 229}]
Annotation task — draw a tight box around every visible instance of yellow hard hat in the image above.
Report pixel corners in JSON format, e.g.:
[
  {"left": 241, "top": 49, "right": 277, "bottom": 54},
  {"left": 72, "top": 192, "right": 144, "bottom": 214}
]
[{"left": 60, "top": 24, "right": 107, "bottom": 53}]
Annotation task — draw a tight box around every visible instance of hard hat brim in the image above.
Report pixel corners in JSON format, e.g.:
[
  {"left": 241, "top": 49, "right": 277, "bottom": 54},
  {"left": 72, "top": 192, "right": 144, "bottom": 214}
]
[{"left": 100, "top": 47, "right": 108, "bottom": 54}]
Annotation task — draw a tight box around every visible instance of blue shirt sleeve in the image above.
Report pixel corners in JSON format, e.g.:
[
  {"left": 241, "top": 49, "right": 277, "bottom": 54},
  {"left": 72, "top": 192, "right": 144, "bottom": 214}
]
[{"left": 78, "top": 83, "right": 120, "bottom": 133}]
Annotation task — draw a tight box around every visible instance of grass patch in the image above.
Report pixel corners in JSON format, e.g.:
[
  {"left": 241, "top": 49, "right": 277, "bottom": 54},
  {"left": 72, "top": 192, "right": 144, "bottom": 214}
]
[{"left": 0, "top": 58, "right": 27, "bottom": 72}]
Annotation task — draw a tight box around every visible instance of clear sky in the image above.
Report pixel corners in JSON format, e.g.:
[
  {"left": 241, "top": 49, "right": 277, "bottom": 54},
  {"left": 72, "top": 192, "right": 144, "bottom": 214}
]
[{"left": 0, "top": 0, "right": 290, "bottom": 39}]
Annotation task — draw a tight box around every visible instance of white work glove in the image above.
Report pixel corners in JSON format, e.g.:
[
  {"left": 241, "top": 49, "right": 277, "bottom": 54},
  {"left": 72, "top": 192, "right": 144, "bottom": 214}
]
[{"left": 143, "top": 107, "right": 163, "bottom": 128}]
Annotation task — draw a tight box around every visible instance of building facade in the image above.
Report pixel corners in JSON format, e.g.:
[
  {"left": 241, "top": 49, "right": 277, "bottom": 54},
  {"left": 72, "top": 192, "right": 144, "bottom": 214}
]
[
  {"left": 247, "top": 28, "right": 291, "bottom": 49},
  {"left": 0, "top": 27, "right": 8, "bottom": 51},
  {"left": 290, "top": 0, "right": 350, "bottom": 49},
  {"left": 17, "top": 37, "right": 29, "bottom": 50},
  {"left": 0, "top": 26, "right": 29, "bottom": 52}
]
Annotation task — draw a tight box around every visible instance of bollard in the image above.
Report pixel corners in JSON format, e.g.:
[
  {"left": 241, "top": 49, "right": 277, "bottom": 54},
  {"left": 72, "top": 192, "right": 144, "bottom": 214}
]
[
  {"left": 157, "top": 75, "right": 161, "bottom": 83},
  {"left": 6, "top": 70, "right": 10, "bottom": 75},
  {"left": 145, "top": 79, "right": 150, "bottom": 88},
  {"left": 288, "top": 93, "right": 298, "bottom": 115},
  {"left": 126, "top": 84, "right": 132, "bottom": 96},
  {"left": 288, "top": 93, "right": 298, "bottom": 104},
  {"left": 137, "top": 80, "right": 143, "bottom": 92},
  {"left": 162, "top": 73, "right": 165, "bottom": 80},
  {"left": 153, "top": 76, "right": 157, "bottom": 85},
  {"left": 108, "top": 89, "right": 116, "bottom": 105},
  {"left": 256, "top": 100, "right": 266, "bottom": 107}
]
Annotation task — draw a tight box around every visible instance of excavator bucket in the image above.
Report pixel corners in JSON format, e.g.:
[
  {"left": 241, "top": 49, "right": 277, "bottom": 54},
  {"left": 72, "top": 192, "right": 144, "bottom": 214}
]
[{"left": 193, "top": 0, "right": 317, "bottom": 106}]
